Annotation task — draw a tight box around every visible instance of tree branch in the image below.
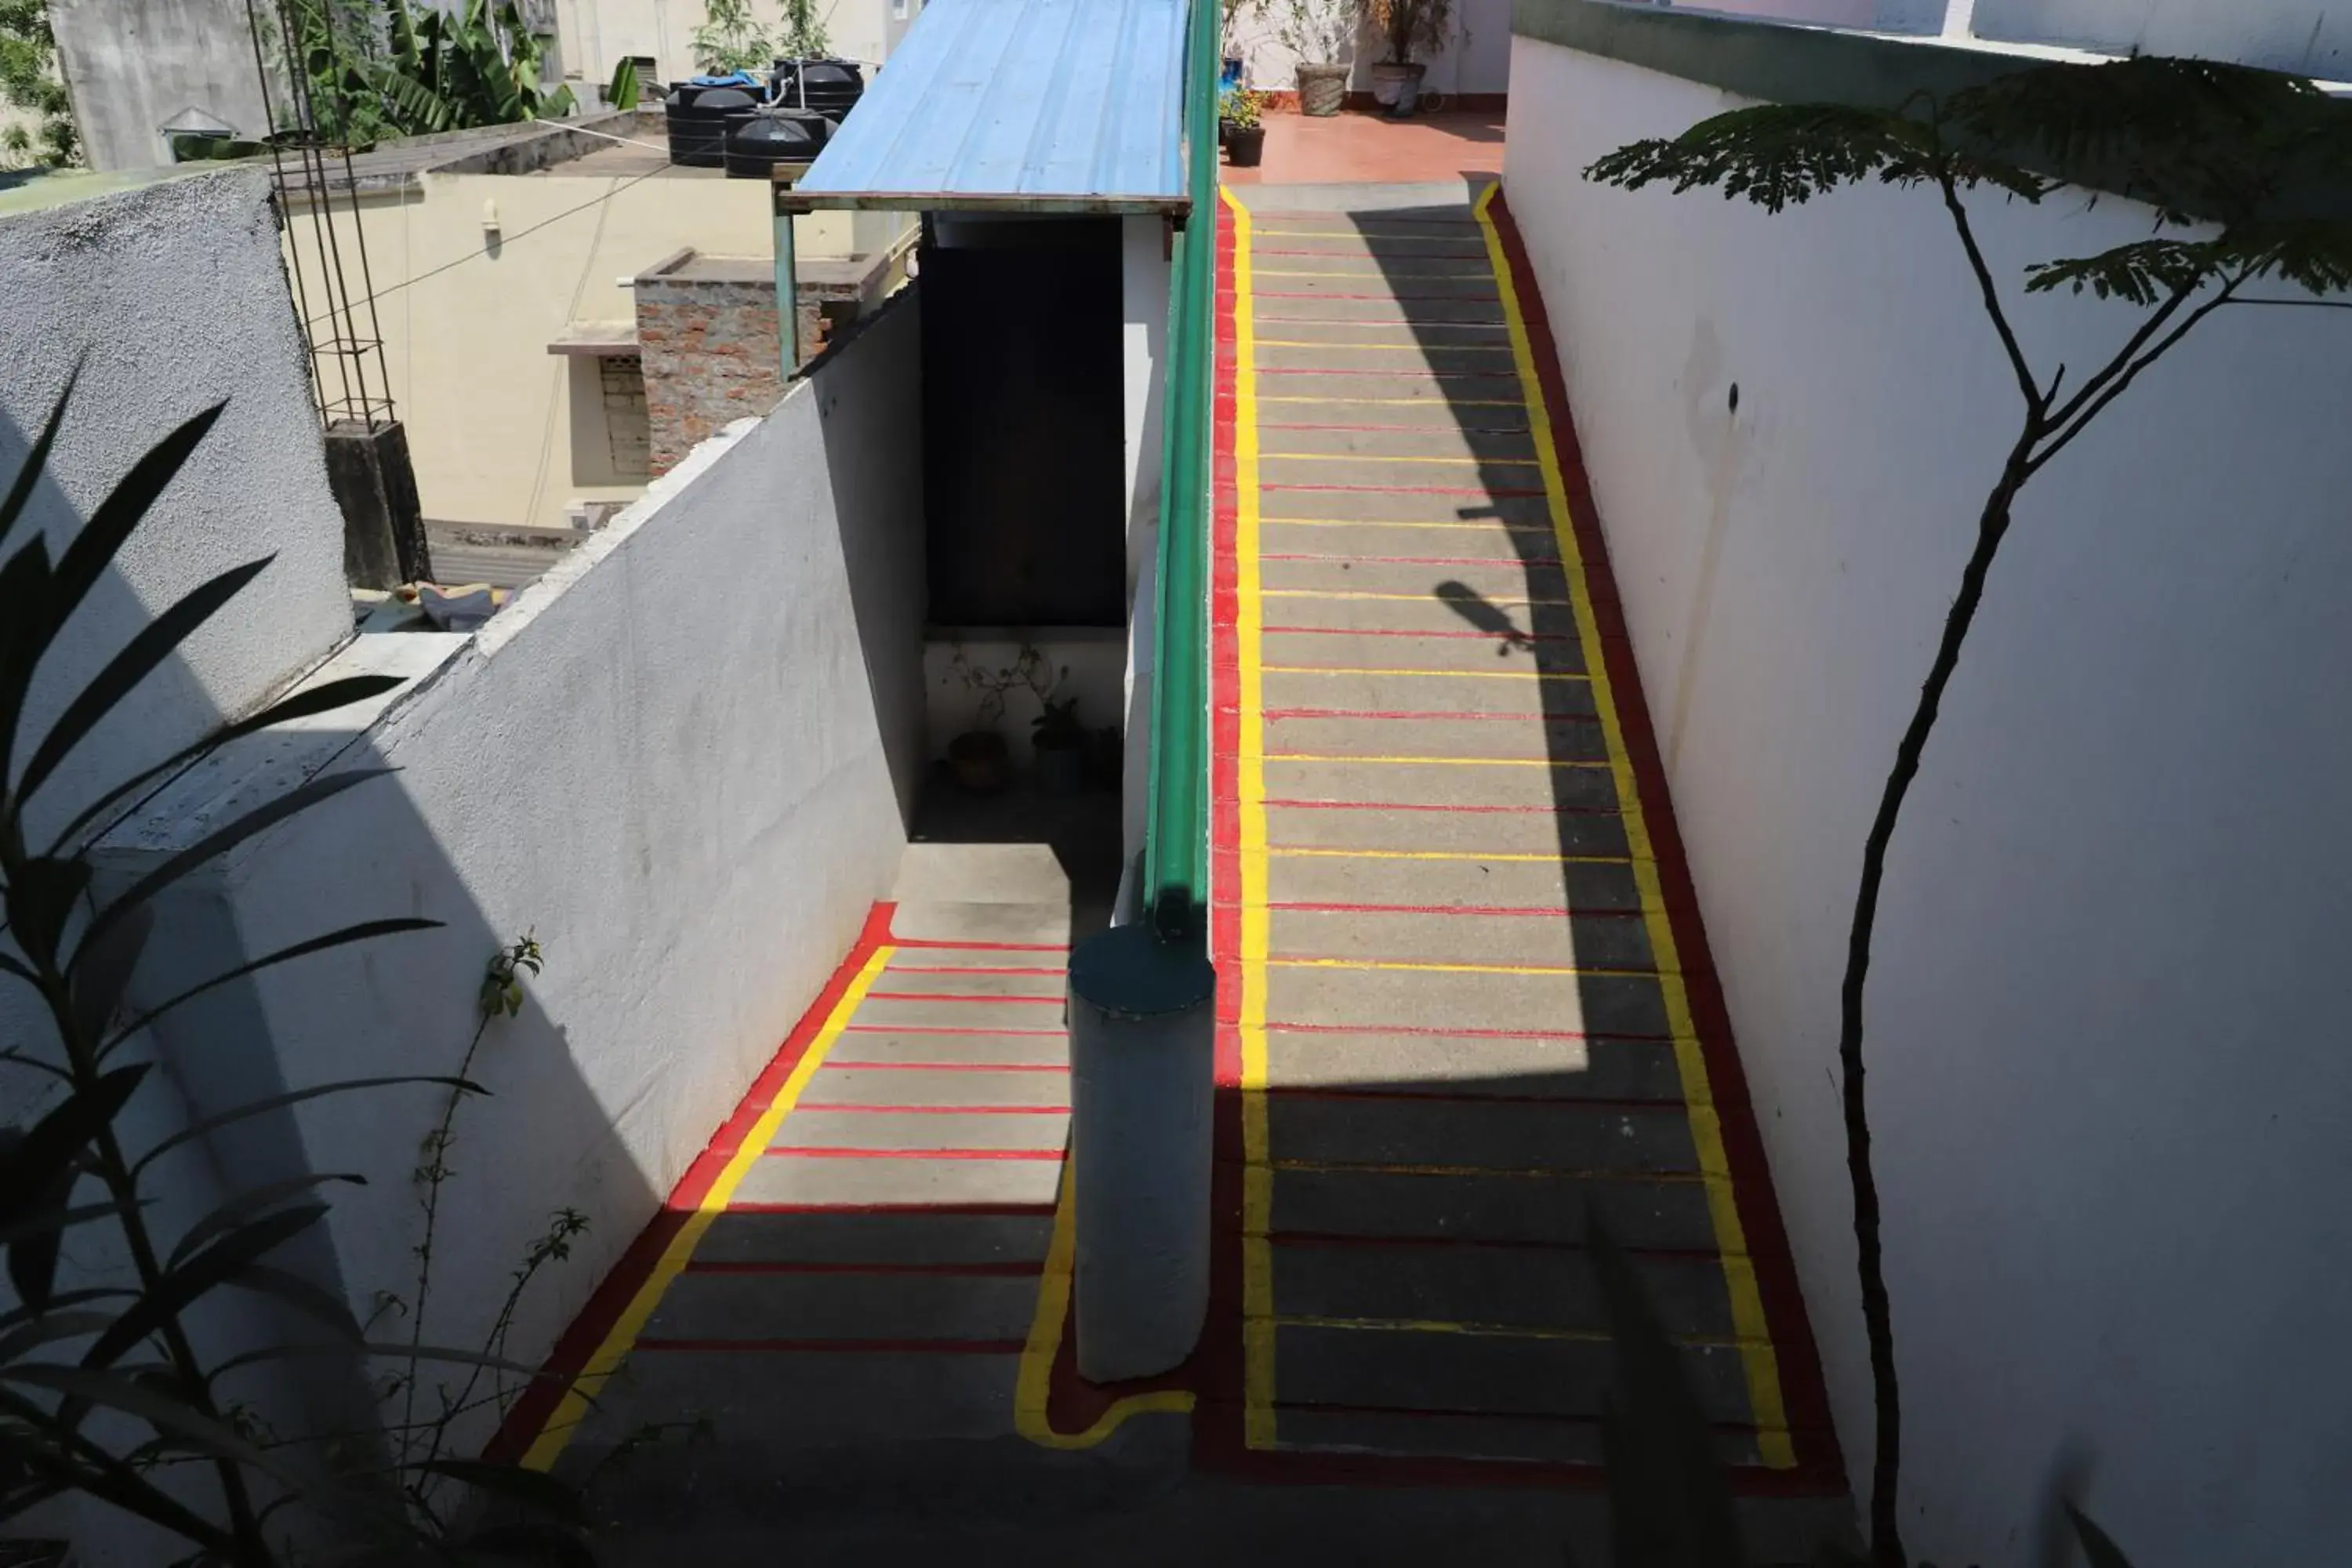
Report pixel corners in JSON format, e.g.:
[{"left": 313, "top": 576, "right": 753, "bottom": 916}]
[
  {"left": 2042, "top": 274, "right": 2204, "bottom": 432},
  {"left": 1936, "top": 159, "right": 2045, "bottom": 416},
  {"left": 2028, "top": 268, "right": 2252, "bottom": 476}
]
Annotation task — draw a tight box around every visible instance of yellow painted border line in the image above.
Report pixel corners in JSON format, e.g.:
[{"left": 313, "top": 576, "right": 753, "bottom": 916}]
[
  {"left": 520, "top": 946, "right": 893, "bottom": 1472},
  {"left": 1472, "top": 184, "right": 1795, "bottom": 1469},
  {"left": 1263, "top": 664, "right": 1592, "bottom": 681},
  {"left": 1014, "top": 1164, "right": 1196, "bottom": 1448},
  {"left": 1229, "top": 187, "right": 1281, "bottom": 1454}
]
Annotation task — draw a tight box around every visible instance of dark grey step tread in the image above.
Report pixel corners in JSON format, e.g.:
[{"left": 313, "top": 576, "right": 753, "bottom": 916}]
[
  {"left": 1272, "top": 1320, "right": 1755, "bottom": 1424},
  {"left": 829, "top": 1028, "right": 1069, "bottom": 1066},
  {"left": 802, "top": 1065, "right": 1073, "bottom": 1109},
  {"left": 694, "top": 1208, "right": 1053, "bottom": 1268},
  {"left": 1263, "top": 963, "right": 1672, "bottom": 1040},
  {"left": 1269, "top": 1236, "right": 1737, "bottom": 1338},
  {"left": 641, "top": 1269, "right": 1038, "bottom": 1345},
  {"left": 1264, "top": 1026, "right": 1684, "bottom": 1102},
  {"left": 1269, "top": 1405, "right": 1766, "bottom": 1468},
  {"left": 558, "top": 1345, "right": 1022, "bottom": 1452},
  {"left": 773, "top": 1109, "right": 1069, "bottom": 1152},
  {"left": 1268, "top": 1165, "right": 1721, "bottom": 1251}
]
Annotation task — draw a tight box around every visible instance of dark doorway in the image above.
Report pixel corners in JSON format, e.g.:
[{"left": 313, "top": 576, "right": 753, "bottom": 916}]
[{"left": 920, "top": 216, "right": 1126, "bottom": 628}]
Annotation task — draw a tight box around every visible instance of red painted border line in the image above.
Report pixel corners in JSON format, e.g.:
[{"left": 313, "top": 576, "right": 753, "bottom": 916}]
[
  {"left": 682, "top": 1259, "right": 1045, "bottom": 1278},
  {"left": 824, "top": 1060, "right": 1068, "bottom": 1073},
  {"left": 1264, "top": 707, "right": 1600, "bottom": 724},
  {"left": 800, "top": 1103, "right": 1072, "bottom": 1116},
  {"left": 1261, "top": 553, "right": 1564, "bottom": 568},
  {"left": 864, "top": 991, "right": 1062, "bottom": 1005},
  {"left": 1257, "top": 366, "right": 1517, "bottom": 380},
  {"left": 1263, "top": 623, "right": 1579, "bottom": 644},
  {"left": 723, "top": 1201, "right": 1055, "bottom": 1218},
  {"left": 483, "top": 902, "right": 898, "bottom": 1465},
  {"left": 1269, "top": 900, "right": 1646, "bottom": 920},
  {"left": 1263, "top": 799, "right": 1615, "bottom": 817},
  {"left": 762, "top": 1146, "right": 1065, "bottom": 1161},
  {"left": 1485, "top": 191, "right": 1847, "bottom": 1493},
  {"left": 637, "top": 1337, "right": 1025, "bottom": 1356},
  {"left": 841, "top": 1023, "right": 1064, "bottom": 1038},
  {"left": 1269, "top": 1231, "right": 1726, "bottom": 1262},
  {"left": 1261, "top": 482, "right": 1545, "bottom": 498}
]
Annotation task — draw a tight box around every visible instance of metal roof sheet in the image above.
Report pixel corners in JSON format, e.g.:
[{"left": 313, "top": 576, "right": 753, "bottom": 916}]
[{"left": 793, "top": 0, "right": 1189, "bottom": 213}]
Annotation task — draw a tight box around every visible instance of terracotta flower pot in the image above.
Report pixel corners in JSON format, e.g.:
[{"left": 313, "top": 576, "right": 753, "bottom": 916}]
[
  {"left": 948, "top": 730, "right": 1009, "bottom": 794},
  {"left": 1295, "top": 61, "right": 1347, "bottom": 118}
]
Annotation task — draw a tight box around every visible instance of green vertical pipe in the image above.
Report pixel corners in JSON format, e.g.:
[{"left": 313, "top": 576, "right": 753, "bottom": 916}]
[
  {"left": 773, "top": 190, "right": 800, "bottom": 377},
  {"left": 1142, "top": 0, "right": 1218, "bottom": 943}
]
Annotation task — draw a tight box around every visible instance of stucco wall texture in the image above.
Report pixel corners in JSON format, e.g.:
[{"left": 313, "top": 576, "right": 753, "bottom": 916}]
[
  {"left": 1506, "top": 34, "right": 2352, "bottom": 1567},
  {"left": 111, "top": 295, "right": 929, "bottom": 1482}
]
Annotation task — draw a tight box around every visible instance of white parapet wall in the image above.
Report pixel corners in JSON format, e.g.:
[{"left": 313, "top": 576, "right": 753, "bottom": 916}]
[
  {"left": 88, "top": 293, "right": 928, "bottom": 1514},
  {"left": 1506, "top": 18, "right": 2352, "bottom": 1566}
]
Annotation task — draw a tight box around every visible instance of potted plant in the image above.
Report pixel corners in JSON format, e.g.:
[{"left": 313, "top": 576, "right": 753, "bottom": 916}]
[
  {"left": 946, "top": 644, "right": 1046, "bottom": 796},
  {"left": 1223, "top": 89, "right": 1268, "bottom": 168},
  {"left": 1032, "top": 693, "right": 1088, "bottom": 796},
  {"left": 1278, "top": 0, "right": 1356, "bottom": 118},
  {"left": 1367, "top": 0, "right": 1450, "bottom": 116}
]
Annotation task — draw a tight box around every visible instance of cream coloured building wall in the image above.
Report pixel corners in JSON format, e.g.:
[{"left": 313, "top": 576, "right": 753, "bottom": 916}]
[
  {"left": 289, "top": 167, "right": 858, "bottom": 531},
  {"left": 556, "top": 0, "right": 902, "bottom": 86}
]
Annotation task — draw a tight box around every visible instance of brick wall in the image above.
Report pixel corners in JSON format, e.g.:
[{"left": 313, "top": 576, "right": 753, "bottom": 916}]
[{"left": 633, "top": 268, "right": 804, "bottom": 476}]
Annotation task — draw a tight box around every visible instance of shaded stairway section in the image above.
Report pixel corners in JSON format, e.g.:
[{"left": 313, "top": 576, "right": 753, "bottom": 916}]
[{"left": 1205, "top": 181, "right": 1844, "bottom": 1490}]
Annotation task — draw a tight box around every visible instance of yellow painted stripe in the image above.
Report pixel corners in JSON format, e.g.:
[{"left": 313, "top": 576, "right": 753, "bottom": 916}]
[
  {"left": 1015, "top": 1164, "right": 1196, "bottom": 1448},
  {"left": 1229, "top": 189, "right": 1281, "bottom": 1454},
  {"left": 1268, "top": 956, "right": 1669, "bottom": 978},
  {"left": 1266, "top": 1314, "right": 1766, "bottom": 1351},
  {"left": 1261, "top": 452, "right": 1542, "bottom": 466},
  {"left": 1256, "top": 267, "right": 1497, "bottom": 280},
  {"left": 1261, "top": 517, "right": 1548, "bottom": 532},
  {"left": 1261, "top": 753, "right": 1612, "bottom": 769},
  {"left": 1268, "top": 847, "right": 1631, "bottom": 866},
  {"left": 1472, "top": 184, "right": 1794, "bottom": 1468},
  {"left": 1262, "top": 664, "right": 1591, "bottom": 681},
  {"left": 521, "top": 946, "right": 893, "bottom": 1471}
]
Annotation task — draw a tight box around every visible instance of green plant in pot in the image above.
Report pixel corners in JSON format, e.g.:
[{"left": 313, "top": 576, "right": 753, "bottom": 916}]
[
  {"left": 948, "top": 645, "right": 1047, "bottom": 796},
  {"left": 1031, "top": 693, "right": 1087, "bottom": 797},
  {"left": 1367, "top": 0, "right": 1450, "bottom": 117},
  {"left": 1277, "top": 0, "right": 1355, "bottom": 118},
  {"left": 1224, "top": 88, "right": 1268, "bottom": 168}
]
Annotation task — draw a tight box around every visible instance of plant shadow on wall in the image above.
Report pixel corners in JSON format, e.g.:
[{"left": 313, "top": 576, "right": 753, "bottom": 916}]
[
  {"left": 0, "top": 381, "right": 667, "bottom": 1563},
  {"left": 1582, "top": 53, "right": 2352, "bottom": 1568}
]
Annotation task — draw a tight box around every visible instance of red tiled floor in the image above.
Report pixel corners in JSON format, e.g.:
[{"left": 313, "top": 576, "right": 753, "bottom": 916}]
[{"left": 1222, "top": 108, "right": 1505, "bottom": 186}]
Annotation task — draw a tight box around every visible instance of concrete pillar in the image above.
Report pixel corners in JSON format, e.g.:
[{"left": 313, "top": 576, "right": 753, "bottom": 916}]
[
  {"left": 1067, "top": 922, "right": 1217, "bottom": 1382},
  {"left": 322, "top": 419, "right": 431, "bottom": 589}
]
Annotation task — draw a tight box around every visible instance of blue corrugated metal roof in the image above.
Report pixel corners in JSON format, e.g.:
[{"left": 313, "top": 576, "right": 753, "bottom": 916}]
[{"left": 793, "top": 0, "right": 1190, "bottom": 212}]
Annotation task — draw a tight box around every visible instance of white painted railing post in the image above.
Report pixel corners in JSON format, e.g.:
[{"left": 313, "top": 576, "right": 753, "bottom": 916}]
[{"left": 1066, "top": 923, "right": 1217, "bottom": 1382}]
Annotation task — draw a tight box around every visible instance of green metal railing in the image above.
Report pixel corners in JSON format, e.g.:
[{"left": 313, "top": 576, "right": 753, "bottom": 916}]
[{"left": 1140, "top": 0, "right": 1220, "bottom": 944}]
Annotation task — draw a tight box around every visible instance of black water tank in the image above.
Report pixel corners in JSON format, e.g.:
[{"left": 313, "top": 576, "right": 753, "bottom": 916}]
[
  {"left": 666, "top": 85, "right": 757, "bottom": 169},
  {"left": 724, "top": 110, "right": 833, "bottom": 178},
  {"left": 769, "top": 58, "right": 865, "bottom": 122}
]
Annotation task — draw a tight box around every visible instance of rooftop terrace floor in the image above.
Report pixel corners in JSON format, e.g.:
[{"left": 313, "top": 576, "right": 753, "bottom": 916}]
[{"left": 1221, "top": 107, "right": 1505, "bottom": 188}]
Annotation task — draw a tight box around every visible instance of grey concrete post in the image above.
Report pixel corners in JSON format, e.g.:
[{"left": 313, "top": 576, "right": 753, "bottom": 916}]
[{"left": 1067, "top": 922, "right": 1217, "bottom": 1382}]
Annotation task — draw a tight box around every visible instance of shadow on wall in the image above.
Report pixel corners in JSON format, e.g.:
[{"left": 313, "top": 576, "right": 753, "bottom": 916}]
[{"left": 2, "top": 290, "right": 934, "bottom": 1556}]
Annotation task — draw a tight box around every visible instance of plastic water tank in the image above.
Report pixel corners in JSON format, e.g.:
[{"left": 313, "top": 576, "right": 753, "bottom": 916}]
[
  {"left": 724, "top": 110, "right": 833, "bottom": 179},
  {"left": 768, "top": 59, "right": 866, "bottom": 122},
  {"left": 666, "top": 85, "right": 757, "bottom": 169}
]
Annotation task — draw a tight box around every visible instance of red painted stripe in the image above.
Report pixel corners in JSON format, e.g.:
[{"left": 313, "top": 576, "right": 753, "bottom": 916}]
[
  {"left": 763, "top": 1146, "right": 1065, "bottom": 1161},
  {"left": 887, "top": 965, "right": 1068, "bottom": 976},
  {"left": 682, "top": 1259, "right": 1044, "bottom": 1278},
  {"left": 1252, "top": 290, "right": 1502, "bottom": 301},
  {"left": 841, "top": 1023, "right": 1064, "bottom": 1037},
  {"left": 1269, "top": 900, "right": 1645, "bottom": 920},
  {"left": 637, "top": 1338, "right": 1025, "bottom": 1356},
  {"left": 1262, "top": 799, "right": 1614, "bottom": 816},
  {"left": 1262, "top": 483, "right": 1545, "bottom": 498},
  {"left": 1252, "top": 245, "right": 1486, "bottom": 255},
  {"left": 864, "top": 991, "right": 1062, "bottom": 1005},
  {"left": 883, "top": 935, "right": 1069, "bottom": 953},
  {"left": 1265, "top": 707, "right": 1601, "bottom": 724},
  {"left": 485, "top": 901, "right": 898, "bottom": 1465},
  {"left": 722, "top": 1201, "right": 1054, "bottom": 1217},
  {"left": 824, "top": 1060, "right": 1067, "bottom": 1073},
  {"left": 804, "top": 1103, "right": 1072, "bottom": 1115},
  {"left": 1257, "top": 366, "right": 1515, "bottom": 379},
  {"left": 1263, "top": 624, "right": 1579, "bottom": 644},
  {"left": 1271, "top": 1231, "right": 1724, "bottom": 1262},
  {"left": 1258, "top": 421, "right": 1532, "bottom": 434},
  {"left": 1261, "top": 553, "right": 1565, "bottom": 568}
]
